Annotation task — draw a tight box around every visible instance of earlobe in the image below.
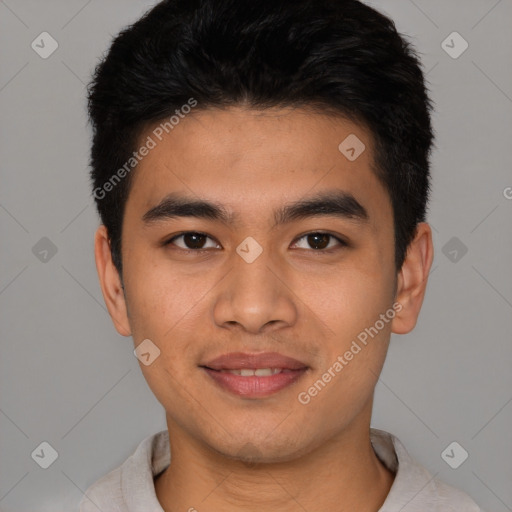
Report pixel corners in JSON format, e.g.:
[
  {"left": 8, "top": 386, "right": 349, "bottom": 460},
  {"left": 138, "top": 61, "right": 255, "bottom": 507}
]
[
  {"left": 391, "top": 222, "right": 434, "bottom": 335},
  {"left": 94, "top": 225, "right": 132, "bottom": 337}
]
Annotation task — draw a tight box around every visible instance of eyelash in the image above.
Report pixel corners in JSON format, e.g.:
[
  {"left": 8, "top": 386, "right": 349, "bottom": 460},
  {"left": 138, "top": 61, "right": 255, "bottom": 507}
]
[{"left": 162, "top": 231, "right": 348, "bottom": 254}]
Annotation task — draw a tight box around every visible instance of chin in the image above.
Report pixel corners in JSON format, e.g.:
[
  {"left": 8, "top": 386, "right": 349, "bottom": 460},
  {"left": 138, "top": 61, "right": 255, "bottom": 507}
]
[{"left": 210, "top": 429, "right": 314, "bottom": 465}]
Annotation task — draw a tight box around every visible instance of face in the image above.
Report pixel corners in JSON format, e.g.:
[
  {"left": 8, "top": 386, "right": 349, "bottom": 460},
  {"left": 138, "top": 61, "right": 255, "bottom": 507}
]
[{"left": 95, "top": 106, "right": 431, "bottom": 463}]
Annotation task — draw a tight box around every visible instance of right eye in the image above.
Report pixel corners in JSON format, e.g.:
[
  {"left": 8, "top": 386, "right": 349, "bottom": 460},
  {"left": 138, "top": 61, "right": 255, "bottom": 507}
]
[{"left": 164, "top": 232, "right": 221, "bottom": 252}]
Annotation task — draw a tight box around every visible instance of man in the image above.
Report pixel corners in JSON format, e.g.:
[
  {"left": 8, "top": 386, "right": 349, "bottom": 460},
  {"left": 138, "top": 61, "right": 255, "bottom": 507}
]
[{"left": 81, "top": 0, "right": 484, "bottom": 510}]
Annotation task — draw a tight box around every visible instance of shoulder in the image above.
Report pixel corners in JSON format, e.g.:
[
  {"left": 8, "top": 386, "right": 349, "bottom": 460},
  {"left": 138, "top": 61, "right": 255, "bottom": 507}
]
[
  {"left": 79, "top": 466, "right": 124, "bottom": 512},
  {"left": 370, "top": 428, "right": 485, "bottom": 512},
  {"left": 429, "top": 477, "right": 484, "bottom": 511},
  {"left": 78, "top": 430, "right": 169, "bottom": 512}
]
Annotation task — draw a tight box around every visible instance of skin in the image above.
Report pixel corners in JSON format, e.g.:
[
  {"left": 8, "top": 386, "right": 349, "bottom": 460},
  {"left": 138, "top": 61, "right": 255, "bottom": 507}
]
[{"left": 95, "top": 106, "right": 433, "bottom": 512}]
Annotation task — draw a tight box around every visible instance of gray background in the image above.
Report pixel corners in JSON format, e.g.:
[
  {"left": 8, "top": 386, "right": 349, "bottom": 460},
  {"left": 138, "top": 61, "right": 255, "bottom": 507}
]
[{"left": 1, "top": 0, "right": 511, "bottom": 510}]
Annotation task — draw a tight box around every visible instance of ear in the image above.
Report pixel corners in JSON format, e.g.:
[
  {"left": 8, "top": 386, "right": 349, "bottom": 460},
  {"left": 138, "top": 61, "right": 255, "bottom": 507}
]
[
  {"left": 94, "top": 225, "right": 131, "bottom": 337},
  {"left": 391, "top": 222, "right": 434, "bottom": 334}
]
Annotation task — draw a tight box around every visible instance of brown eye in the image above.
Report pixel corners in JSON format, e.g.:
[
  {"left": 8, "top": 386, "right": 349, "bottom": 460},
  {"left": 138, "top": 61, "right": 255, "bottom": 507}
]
[
  {"left": 292, "top": 232, "right": 346, "bottom": 251},
  {"left": 166, "top": 232, "right": 220, "bottom": 250},
  {"left": 307, "top": 233, "right": 330, "bottom": 250},
  {"left": 182, "top": 233, "right": 207, "bottom": 249}
]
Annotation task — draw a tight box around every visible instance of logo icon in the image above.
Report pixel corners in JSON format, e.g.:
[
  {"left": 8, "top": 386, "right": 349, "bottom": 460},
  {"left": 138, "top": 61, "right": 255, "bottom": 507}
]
[
  {"left": 441, "top": 441, "right": 469, "bottom": 469},
  {"left": 32, "top": 237, "right": 58, "bottom": 263},
  {"left": 236, "top": 442, "right": 264, "bottom": 469},
  {"left": 442, "top": 236, "right": 468, "bottom": 263},
  {"left": 134, "top": 339, "right": 161, "bottom": 366},
  {"left": 338, "top": 134, "right": 366, "bottom": 161},
  {"left": 31, "top": 441, "right": 59, "bottom": 469},
  {"left": 236, "top": 237, "right": 263, "bottom": 263},
  {"left": 441, "top": 32, "right": 468, "bottom": 60},
  {"left": 31, "top": 32, "right": 59, "bottom": 59}
]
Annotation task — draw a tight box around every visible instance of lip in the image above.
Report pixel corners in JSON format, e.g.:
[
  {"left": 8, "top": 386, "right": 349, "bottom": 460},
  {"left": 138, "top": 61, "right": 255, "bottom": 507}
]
[
  {"left": 201, "top": 351, "right": 308, "bottom": 371},
  {"left": 200, "top": 352, "right": 309, "bottom": 398}
]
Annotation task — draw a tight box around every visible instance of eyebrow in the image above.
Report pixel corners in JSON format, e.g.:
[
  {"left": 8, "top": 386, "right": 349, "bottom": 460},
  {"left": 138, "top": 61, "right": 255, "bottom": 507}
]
[{"left": 142, "top": 191, "right": 369, "bottom": 227}]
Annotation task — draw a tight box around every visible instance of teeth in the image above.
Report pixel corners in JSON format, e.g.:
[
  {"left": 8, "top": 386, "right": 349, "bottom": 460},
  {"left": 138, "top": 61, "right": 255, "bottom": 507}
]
[
  {"left": 220, "top": 368, "right": 283, "bottom": 376},
  {"left": 255, "top": 368, "right": 281, "bottom": 376}
]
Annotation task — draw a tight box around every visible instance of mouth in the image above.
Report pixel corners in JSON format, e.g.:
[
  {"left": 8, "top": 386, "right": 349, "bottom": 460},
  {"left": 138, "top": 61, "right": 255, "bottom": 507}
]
[{"left": 199, "top": 352, "right": 309, "bottom": 398}]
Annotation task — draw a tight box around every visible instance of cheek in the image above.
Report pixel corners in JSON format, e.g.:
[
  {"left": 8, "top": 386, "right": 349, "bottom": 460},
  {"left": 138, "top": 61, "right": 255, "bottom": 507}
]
[
  {"left": 303, "top": 264, "right": 394, "bottom": 339},
  {"left": 300, "top": 262, "right": 395, "bottom": 401},
  {"left": 123, "top": 252, "right": 210, "bottom": 338},
  {"left": 296, "top": 282, "right": 393, "bottom": 427}
]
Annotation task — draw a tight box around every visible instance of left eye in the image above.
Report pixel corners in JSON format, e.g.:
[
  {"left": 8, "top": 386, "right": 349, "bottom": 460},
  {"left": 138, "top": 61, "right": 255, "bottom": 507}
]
[
  {"left": 292, "top": 232, "right": 345, "bottom": 250},
  {"left": 167, "top": 232, "right": 220, "bottom": 250}
]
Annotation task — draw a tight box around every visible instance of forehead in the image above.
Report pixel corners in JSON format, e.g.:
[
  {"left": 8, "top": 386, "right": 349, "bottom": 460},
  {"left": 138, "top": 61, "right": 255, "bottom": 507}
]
[{"left": 126, "top": 107, "right": 391, "bottom": 224}]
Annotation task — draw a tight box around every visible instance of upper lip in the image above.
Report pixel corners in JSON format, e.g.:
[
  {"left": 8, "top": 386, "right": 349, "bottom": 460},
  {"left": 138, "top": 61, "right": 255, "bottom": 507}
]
[{"left": 201, "top": 352, "right": 308, "bottom": 371}]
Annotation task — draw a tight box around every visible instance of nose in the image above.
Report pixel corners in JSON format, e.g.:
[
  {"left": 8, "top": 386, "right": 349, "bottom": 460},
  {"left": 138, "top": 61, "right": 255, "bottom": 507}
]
[{"left": 212, "top": 245, "right": 298, "bottom": 335}]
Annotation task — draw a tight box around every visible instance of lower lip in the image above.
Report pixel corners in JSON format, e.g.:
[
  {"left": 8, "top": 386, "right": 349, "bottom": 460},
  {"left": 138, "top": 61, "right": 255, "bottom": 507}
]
[{"left": 201, "top": 367, "right": 307, "bottom": 398}]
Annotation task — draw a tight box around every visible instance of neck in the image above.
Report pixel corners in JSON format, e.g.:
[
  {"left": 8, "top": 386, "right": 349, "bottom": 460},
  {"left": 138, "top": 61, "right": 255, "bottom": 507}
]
[{"left": 155, "top": 405, "right": 395, "bottom": 512}]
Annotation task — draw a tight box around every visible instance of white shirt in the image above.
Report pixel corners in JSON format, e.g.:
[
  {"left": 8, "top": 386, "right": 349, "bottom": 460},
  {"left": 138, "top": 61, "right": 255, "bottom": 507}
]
[{"left": 79, "top": 428, "right": 484, "bottom": 511}]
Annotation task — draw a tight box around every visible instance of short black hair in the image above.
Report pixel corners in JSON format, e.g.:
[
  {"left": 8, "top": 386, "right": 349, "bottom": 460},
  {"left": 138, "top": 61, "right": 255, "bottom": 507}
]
[{"left": 88, "top": 0, "right": 434, "bottom": 276}]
